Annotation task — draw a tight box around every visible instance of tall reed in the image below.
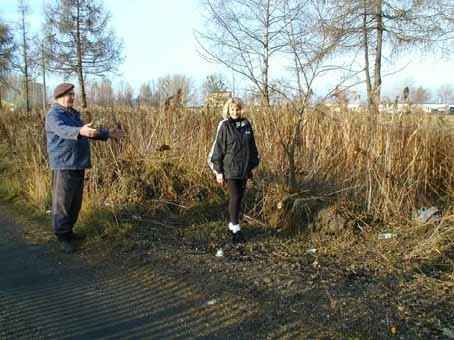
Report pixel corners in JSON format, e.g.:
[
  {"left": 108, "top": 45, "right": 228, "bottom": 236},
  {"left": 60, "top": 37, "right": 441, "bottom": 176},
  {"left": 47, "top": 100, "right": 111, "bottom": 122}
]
[{"left": 0, "top": 105, "right": 452, "bottom": 227}]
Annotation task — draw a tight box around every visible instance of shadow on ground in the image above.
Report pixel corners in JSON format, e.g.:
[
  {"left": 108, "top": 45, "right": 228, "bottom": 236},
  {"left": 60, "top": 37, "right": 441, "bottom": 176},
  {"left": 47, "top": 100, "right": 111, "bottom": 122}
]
[{"left": 0, "top": 211, "right": 258, "bottom": 339}]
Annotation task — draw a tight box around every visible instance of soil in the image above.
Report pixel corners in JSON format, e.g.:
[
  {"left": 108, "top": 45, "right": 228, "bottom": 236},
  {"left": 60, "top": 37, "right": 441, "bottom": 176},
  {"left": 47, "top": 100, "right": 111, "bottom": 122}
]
[{"left": 1, "top": 203, "right": 453, "bottom": 339}]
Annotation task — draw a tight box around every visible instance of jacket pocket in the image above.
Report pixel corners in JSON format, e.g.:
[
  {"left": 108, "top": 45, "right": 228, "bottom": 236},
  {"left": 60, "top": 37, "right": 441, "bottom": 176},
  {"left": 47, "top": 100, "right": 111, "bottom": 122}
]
[{"left": 56, "top": 141, "right": 76, "bottom": 164}]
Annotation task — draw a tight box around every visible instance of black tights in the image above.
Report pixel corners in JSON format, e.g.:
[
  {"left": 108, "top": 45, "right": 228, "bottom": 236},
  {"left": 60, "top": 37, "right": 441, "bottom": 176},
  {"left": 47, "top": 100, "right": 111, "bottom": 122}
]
[{"left": 226, "top": 179, "right": 247, "bottom": 225}]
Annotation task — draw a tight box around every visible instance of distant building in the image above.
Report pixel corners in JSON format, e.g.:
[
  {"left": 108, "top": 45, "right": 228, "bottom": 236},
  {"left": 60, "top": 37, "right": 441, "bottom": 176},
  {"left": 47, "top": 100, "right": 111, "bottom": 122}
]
[
  {"left": 204, "top": 91, "right": 232, "bottom": 113},
  {"left": 417, "top": 103, "right": 454, "bottom": 114},
  {"left": 325, "top": 101, "right": 454, "bottom": 114},
  {"left": 384, "top": 103, "right": 454, "bottom": 114}
]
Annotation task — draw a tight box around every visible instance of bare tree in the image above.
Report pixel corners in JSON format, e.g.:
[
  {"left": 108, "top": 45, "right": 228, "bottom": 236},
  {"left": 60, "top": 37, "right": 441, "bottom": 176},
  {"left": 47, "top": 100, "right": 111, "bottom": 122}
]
[
  {"left": 98, "top": 79, "right": 114, "bottom": 106},
  {"left": 154, "top": 74, "right": 195, "bottom": 107},
  {"left": 412, "top": 86, "right": 431, "bottom": 104},
  {"left": 437, "top": 84, "right": 453, "bottom": 105},
  {"left": 0, "top": 19, "right": 16, "bottom": 108},
  {"left": 197, "top": 0, "right": 290, "bottom": 105},
  {"left": 44, "top": 0, "right": 123, "bottom": 108},
  {"left": 325, "top": 0, "right": 454, "bottom": 111},
  {"left": 202, "top": 73, "right": 228, "bottom": 97},
  {"left": 87, "top": 80, "right": 99, "bottom": 104},
  {"left": 14, "top": 0, "right": 38, "bottom": 113},
  {"left": 87, "top": 78, "right": 114, "bottom": 106},
  {"left": 116, "top": 81, "right": 134, "bottom": 106},
  {"left": 274, "top": 0, "right": 346, "bottom": 190},
  {"left": 138, "top": 82, "right": 153, "bottom": 106},
  {"left": 198, "top": 0, "right": 345, "bottom": 191}
]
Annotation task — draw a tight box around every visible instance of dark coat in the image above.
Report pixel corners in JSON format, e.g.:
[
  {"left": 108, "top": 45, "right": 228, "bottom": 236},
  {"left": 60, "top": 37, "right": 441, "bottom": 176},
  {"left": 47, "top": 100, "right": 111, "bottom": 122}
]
[{"left": 208, "top": 117, "right": 260, "bottom": 179}]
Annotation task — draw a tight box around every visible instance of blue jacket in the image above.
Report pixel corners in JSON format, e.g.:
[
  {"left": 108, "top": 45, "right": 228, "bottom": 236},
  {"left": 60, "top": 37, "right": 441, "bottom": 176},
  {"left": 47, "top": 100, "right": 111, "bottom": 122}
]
[{"left": 45, "top": 103, "right": 109, "bottom": 170}]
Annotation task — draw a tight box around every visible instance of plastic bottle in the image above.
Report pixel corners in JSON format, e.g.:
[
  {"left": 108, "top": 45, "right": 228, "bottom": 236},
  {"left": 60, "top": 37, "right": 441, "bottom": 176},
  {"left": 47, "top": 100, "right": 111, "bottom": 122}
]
[{"left": 378, "top": 233, "right": 398, "bottom": 239}]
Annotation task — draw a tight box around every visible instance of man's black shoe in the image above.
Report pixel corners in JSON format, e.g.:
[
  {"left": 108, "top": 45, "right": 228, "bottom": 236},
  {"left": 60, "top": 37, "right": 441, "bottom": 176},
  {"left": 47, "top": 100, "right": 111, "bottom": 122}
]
[
  {"left": 59, "top": 239, "right": 76, "bottom": 254},
  {"left": 69, "top": 232, "right": 86, "bottom": 241},
  {"left": 232, "top": 230, "right": 246, "bottom": 244}
]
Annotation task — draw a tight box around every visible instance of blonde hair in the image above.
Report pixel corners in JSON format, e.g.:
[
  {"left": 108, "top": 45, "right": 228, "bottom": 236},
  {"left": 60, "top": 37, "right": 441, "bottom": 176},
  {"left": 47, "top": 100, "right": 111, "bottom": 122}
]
[{"left": 222, "top": 97, "right": 243, "bottom": 119}]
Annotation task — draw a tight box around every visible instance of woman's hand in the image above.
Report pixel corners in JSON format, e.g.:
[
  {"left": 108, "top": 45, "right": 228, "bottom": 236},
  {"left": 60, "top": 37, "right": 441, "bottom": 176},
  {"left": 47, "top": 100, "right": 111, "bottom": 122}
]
[{"left": 216, "top": 173, "right": 225, "bottom": 186}]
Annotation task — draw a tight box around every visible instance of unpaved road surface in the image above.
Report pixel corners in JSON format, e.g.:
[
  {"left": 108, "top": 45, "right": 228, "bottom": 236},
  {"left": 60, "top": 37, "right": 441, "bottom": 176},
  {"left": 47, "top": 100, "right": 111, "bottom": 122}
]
[
  {"left": 0, "top": 210, "right": 247, "bottom": 339},
  {"left": 1, "top": 205, "right": 453, "bottom": 340}
]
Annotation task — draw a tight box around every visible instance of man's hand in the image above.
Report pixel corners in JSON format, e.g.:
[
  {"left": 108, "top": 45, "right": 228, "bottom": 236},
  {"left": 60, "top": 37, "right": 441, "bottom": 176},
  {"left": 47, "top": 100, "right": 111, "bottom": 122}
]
[
  {"left": 79, "top": 122, "right": 99, "bottom": 138},
  {"left": 216, "top": 173, "right": 225, "bottom": 186},
  {"left": 109, "top": 128, "right": 127, "bottom": 139}
]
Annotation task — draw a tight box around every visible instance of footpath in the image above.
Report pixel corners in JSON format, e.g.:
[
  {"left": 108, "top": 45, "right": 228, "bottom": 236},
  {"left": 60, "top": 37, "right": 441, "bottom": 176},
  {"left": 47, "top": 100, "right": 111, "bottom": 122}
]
[{"left": 0, "top": 208, "right": 247, "bottom": 339}]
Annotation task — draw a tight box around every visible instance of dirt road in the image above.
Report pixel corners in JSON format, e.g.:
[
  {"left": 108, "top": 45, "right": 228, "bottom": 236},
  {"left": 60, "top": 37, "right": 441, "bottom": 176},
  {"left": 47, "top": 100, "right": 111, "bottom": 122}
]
[
  {"left": 2, "top": 205, "right": 452, "bottom": 339},
  {"left": 0, "top": 210, "right": 250, "bottom": 339}
]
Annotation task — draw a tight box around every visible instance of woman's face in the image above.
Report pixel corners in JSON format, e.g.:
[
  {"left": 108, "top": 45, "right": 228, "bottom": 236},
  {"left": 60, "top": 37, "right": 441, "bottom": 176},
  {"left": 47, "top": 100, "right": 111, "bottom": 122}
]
[{"left": 229, "top": 103, "right": 242, "bottom": 119}]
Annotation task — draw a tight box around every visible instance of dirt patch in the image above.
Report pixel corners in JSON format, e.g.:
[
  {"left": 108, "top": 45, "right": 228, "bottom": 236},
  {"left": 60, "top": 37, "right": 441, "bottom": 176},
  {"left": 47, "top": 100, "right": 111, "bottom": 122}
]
[
  {"left": 113, "top": 212, "right": 454, "bottom": 339},
  {"left": 3, "top": 201, "right": 453, "bottom": 339}
]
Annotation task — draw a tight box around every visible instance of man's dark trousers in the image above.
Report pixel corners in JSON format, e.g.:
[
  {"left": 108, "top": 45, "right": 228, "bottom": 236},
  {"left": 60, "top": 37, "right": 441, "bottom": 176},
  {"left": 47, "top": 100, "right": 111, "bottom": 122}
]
[{"left": 52, "top": 170, "right": 85, "bottom": 239}]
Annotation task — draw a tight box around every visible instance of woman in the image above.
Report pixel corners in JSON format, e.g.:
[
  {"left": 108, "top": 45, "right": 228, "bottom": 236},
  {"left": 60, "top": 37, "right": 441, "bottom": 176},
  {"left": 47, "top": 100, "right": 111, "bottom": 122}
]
[{"left": 208, "top": 97, "right": 260, "bottom": 243}]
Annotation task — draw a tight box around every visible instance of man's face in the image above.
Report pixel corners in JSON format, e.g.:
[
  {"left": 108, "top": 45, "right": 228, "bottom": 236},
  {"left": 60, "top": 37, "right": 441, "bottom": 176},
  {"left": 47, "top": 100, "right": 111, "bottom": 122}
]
[{"left": 57, "top": 90, "right": 75, "bottom": 109}]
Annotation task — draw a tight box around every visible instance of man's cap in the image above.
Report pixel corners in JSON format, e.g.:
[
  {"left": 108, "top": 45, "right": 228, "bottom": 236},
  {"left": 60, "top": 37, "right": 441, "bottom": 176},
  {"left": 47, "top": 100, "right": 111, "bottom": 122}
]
[{"left": 54, "top": 83, "right": 75, "bottom": 99}]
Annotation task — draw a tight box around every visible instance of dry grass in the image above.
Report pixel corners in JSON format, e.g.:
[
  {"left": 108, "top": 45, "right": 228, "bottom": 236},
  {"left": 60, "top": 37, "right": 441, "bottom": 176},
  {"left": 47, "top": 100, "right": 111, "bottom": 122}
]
[{"left": 0, "top": 106, "right": 452, "bottom": 260}]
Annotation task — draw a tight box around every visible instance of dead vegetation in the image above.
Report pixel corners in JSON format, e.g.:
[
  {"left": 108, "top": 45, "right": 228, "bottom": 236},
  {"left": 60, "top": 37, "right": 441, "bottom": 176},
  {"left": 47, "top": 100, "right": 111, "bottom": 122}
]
[
  {"left": 0, "top": 106, "right": 452, "bottom": 253},
  {"left": 1, "top": 104, "right": 453, "bottom": 337}
]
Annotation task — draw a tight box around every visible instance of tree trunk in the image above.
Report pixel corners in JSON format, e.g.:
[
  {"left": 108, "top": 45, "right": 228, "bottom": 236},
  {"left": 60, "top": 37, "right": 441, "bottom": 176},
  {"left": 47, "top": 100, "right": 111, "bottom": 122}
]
[
  {"left": 287, "top": 115, "right": 304, "bottom": 193},
  {"left": 362, "top": 0, "right": 373, "bottom": 109},
  {"left": 78, "top": 68, "right": 87, "bottom": 109},
  {"left": 21, "top": 10, "right": 30, "bottom": 114},
  {"left": 287, "top": 100, "right": 308, "bottom": 193},
  {"left": 76, "top": 0, "right": 87, "bottom": 108},
  {"left": 373, "top": 0, "right": 383, "bottom": 108},
  {"left": 287, "top": 5, "right": 303, "bottom": 106},
  {"left": 262, "top": 0, "right": 271, "bottom": 106},
  {"left": 287, "top": 148, "right": 297, "bottom": 192},
  {"left": 41, "top": 42, "right": 47, "bottom": 115}
]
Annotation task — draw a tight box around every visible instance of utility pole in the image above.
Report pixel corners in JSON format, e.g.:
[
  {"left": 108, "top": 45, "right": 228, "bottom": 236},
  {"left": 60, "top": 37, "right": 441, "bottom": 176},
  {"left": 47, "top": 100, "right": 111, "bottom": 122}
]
[{"left": 19, "top": 3, "right": 31, "bottom": 114}]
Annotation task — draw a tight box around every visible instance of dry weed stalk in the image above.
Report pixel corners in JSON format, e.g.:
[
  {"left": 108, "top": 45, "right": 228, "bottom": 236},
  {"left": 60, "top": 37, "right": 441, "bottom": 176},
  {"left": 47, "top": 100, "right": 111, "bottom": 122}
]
[{"left": 0, "top": 106, "right": 452, "bottom": 235}]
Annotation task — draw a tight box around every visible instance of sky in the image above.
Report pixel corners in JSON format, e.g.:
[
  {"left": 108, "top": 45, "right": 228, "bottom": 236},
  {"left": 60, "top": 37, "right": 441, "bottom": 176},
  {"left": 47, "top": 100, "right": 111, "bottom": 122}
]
[
  {"left": 1, "top": 0, "right": 225, "bottom": 92},
  {"left": 1, "top": 0, "right": 453, "bottom": 98}
]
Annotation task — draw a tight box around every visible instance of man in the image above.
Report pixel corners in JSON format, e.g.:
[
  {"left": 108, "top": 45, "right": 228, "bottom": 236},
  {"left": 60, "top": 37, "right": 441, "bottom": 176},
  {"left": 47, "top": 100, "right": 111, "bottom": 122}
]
[{"left": 45, "top": 83, "right": 126, "bottom": 253}]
